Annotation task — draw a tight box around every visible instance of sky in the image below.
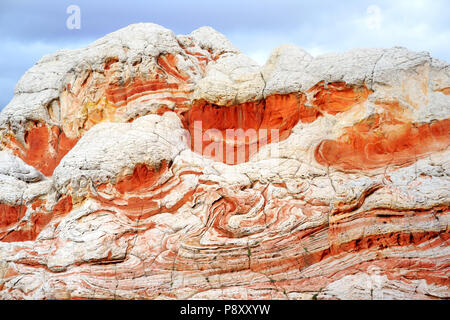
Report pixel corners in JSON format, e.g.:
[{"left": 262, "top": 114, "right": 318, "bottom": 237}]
[{"left": 0, "top": 0, "right": 449, "bottom": 109}]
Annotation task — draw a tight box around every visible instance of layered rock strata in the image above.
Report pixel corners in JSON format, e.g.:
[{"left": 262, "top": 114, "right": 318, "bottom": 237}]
[{"left": 0, "top": 24, "right": 449, "bottom": 300}]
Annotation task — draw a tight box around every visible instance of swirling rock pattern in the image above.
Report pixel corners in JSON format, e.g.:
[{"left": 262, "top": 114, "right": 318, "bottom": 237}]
[{"left": 0, "top": 23, "right": 449, "bottom": 300}]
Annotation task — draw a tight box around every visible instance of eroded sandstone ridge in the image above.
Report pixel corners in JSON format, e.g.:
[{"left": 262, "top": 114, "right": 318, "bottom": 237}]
[{"left": 0, "top": 23, "right": 449, "bottom": 300}]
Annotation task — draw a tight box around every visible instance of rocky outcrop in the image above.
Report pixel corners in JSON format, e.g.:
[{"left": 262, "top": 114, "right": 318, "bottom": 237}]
[{"left": 0, "top": 23, "right": 449, "bottom": 300}]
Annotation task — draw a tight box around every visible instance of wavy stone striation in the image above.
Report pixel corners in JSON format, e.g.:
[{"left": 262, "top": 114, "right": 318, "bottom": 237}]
[{"left": 0, "top": 23, "right": 449, "bottom": 300}]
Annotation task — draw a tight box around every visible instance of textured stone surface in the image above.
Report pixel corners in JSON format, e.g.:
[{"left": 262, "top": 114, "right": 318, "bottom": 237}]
[{"left": 0, "top": 23, "right": 449, "bottom": 300}]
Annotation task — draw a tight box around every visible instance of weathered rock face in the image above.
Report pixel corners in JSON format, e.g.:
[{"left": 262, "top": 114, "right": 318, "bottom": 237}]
[{"left": 0, "top": 23, "right": 449, "bottom": 300}]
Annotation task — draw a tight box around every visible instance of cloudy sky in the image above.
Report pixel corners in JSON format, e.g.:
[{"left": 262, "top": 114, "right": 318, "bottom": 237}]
[{"left": 0, "top": 0, "right": 449, "bottom": 109}]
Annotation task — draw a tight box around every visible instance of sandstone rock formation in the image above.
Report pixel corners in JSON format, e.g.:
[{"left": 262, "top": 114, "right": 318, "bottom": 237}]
[{"left": 0, "top": 23, "right": 449, "bottom": 300}]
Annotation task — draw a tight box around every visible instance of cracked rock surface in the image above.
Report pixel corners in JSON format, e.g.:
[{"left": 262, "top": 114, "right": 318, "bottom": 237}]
[{"left": 0, "top": 23, "right": 449, "bottom": 300}]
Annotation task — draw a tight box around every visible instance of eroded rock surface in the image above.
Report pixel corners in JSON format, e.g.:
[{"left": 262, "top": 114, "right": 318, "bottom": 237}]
[{"left": 0, "top": 23, "right": 449, "bottom": 300}]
